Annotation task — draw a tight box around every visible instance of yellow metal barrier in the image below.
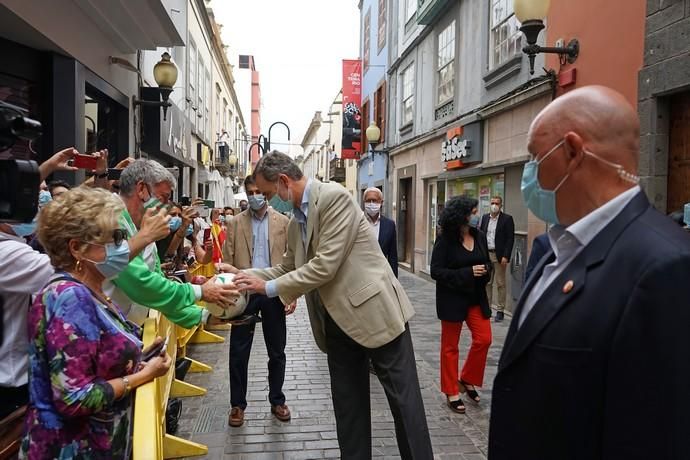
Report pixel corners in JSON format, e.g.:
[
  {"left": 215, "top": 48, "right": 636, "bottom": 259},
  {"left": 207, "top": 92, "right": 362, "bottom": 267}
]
[{"left": 132, "top": 312, "right": 208, "bottom": 460}]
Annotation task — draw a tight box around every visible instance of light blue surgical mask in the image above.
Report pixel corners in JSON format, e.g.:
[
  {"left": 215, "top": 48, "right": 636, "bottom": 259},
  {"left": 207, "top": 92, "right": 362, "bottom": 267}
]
[
  {"left": 85, "top": 240, "right": 131, "bottom": 280},
  {"left": 10, "top": 216, "right": 38, "bottom": 237},
  {"left": 169, "top": 216, "right": 182, "bottom": 232},
  {"left": 248, "top": 194, "right": 266, "bottom": 211},
  {"left": 521, "top": 139, "right": 569, "bottom": 225},
  {"left": 39, "top": 190, "right": 52, "bottom": 207},
  {"left": 269, "top": 181, "right": 294, "bottom": 213},
  {"left": 185, "top": 224, "right": 194, "bottom": 237},
  {"left": 218, "top": 215, "right": 226, "bottom": 224},
  {"left": 469, "top": 214, "right": 480, "bottom": 228}
]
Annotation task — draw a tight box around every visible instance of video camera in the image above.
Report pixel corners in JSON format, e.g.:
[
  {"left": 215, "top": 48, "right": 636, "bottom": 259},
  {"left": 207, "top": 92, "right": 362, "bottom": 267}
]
[
  {"left": 0, "top": 100, "right": 42, "bottom": 224},
  {"left": 0, "top": 100, "right": 42, "bottom": 347}
]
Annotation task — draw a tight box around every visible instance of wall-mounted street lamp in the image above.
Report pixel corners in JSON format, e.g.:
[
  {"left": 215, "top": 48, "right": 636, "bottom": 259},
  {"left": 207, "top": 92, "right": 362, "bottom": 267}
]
[
  {"left": 249, "top": 141, "right": 265, "bottom": 157},
  {"left": 365, "top": 121, "right": 385, "bottom": 154},
  {"left": 267, "top": 121, "right": 290, "bottom": 152},
  {"left": 514, "top": 0, "right": 579, "bottom": 75},
  {"left": 132, "top": 52, "right": 178, "bottom": 120}
]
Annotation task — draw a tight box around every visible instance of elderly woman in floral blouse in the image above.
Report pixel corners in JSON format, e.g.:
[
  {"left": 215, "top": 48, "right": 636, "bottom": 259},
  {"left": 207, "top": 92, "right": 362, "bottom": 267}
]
[{"left": 21, "top": 187, "right": 171, "bottom": 459}]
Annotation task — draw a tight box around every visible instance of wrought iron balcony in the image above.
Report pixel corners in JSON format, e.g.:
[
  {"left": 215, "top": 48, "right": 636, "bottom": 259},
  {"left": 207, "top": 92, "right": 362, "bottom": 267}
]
[{"left": 329, "top": 158, "right": 346, "bottom": 183}]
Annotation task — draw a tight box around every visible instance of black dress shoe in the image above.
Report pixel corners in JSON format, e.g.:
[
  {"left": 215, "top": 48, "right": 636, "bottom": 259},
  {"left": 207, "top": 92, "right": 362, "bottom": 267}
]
[
  {"left": 175, "top": 358, "right": 192, "bottom": 381},
  {"left": 495, "top": 311, "right": 504, "bottom": 322}
]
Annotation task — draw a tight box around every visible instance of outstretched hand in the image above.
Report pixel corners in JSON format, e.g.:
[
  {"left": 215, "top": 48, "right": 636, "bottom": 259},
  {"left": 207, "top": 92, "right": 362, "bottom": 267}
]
[
  {"left": 233, "top": 272, "right": 267, "bottom": 296},
  {"left": 39, "top": 147, "right": 78, "bottom": 181}
]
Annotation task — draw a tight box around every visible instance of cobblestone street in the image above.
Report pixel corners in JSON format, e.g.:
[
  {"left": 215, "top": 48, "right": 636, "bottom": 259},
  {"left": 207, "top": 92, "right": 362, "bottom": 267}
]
[{"left": 178, "top": 271, "right": 509, "bottom": 459}]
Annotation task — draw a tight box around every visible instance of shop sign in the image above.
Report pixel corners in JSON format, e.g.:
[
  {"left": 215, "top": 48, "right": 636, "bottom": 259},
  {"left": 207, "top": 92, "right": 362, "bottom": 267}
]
[{"left": 441, "top": 122, "right": 483, "bottom": 170}]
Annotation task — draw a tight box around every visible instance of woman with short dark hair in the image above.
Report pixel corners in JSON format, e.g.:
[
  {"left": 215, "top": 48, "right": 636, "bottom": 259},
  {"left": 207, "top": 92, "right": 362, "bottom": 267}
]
[{"left": 430, "top": 195, "right": 492, "bottom": 414}]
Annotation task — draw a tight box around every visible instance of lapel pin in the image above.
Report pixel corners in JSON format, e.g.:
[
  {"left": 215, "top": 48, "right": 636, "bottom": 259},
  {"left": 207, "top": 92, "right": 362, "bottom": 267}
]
[{"left": 563, "top": 280, "right": 574, "bottom": 294}]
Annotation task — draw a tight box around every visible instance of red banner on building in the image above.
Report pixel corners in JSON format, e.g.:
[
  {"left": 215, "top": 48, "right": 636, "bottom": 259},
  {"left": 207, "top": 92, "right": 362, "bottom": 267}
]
[{"left": 341, "top": 59, "right": 362, "bottom": 160}]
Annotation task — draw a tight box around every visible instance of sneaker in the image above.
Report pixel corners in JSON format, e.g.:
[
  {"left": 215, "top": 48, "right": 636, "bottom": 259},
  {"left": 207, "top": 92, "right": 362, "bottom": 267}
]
[{"left": 495, "top": 311, "right": 504, "bottom": 322}]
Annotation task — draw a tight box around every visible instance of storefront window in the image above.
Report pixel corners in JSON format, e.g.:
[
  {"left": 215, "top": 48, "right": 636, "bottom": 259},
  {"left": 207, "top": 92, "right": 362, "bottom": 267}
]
[{"left": 443, "top": 173, "right": 505, "bottom": 214}]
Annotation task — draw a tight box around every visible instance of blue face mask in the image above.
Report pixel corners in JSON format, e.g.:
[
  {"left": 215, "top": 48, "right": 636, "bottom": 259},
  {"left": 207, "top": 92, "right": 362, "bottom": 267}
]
[
  {"left": 85, "top": 241, "right": 131, "bottom": 280},
  {"left": 248, "top": 194, "right": 266, "bottom": 211},
  {"left": 218, "top": 215, "right": 225, "bottom": 224},
  {"left": 169, "top": 216, "right": 182, "bottom": 232},
  {"left": 185, "top": 224, "right": 194, "bottom": 237},
  {"left": 10, "top": 216, "right": 38, "bottom": 237},
  {"left": 269, "top": 181, "right": 294, "bottom": 213},
  {"left": 39, "top": 190, "right": 52, "bottom": 207},
  {"left": 469, "top": 214, "right": 480, "bottom": 228},
  {"left": 521, "top": 139, "right": 569, "bottom": 225}
]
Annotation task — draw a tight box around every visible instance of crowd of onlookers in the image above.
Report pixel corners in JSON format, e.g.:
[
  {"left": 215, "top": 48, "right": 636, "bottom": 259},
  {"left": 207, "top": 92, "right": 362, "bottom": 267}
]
[{"left": 0, "top": 148, "right": 241, "bottom": 458}]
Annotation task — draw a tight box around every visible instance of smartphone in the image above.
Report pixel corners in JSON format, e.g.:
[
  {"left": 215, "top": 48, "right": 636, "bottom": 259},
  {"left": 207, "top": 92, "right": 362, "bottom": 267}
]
[
  {"left": 142, "top": 334, "right": 169, "bottom": 361},
  {"left": 107, "top": 168, "right": 122, "bottom": 180},
  {"left": 203, "top": 200, "right": 215, "bottom": 209},
  {"left": 180, "top": 196, "right": 191, "bottom": 206},
  {"left": 193, "top": 204, "right": 209, "bottom": 218},
  {"left": 203, "top": 228, "right": 211, "bottom": 244},
  {"left": 72, "top": 154, "right": 98, "bottom": 170}
]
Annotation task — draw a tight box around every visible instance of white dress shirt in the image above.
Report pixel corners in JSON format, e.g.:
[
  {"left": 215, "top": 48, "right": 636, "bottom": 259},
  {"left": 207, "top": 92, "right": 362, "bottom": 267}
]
[
  {"left": 518, "top": 186, "right": 641, "bottom": 328},
  {"left": 0, "top": 231, "right": 54, "bottom": 387},
  {"left": 487, "top": 214, "right": 499, "bottom": 250},
  {"left": 367, "top": 213, "right": 381, "bottom": 240}
]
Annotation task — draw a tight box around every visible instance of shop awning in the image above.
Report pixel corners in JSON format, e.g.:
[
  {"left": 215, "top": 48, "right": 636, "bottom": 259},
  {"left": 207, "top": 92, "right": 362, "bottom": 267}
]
[{"left": 70, "top": 0, "right": 185, "bottom": 52}]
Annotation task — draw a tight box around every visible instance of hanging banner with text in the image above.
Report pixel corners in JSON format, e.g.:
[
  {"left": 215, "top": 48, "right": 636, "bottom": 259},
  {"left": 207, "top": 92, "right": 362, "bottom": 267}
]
[{"left": 341, "top": 59, "right": 362, "bottom": 160}]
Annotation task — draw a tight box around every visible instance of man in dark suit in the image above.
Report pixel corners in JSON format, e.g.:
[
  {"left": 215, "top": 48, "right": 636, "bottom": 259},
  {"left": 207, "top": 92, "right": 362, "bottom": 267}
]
[
  {"left": 523, "top": 232, "right": 549, "bottom": 281},
  {"left": 363, "top": 187, "right": 398, "bottom": 277},
  {"left": 489, "top": 86, "right": 690, "bottom": 460},
  {"left": 480, "top": 196, "right": 515, "bottom": 322}
]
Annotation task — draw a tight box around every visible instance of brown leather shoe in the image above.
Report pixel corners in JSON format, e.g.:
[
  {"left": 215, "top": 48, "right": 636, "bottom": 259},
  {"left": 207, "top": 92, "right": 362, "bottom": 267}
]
[
  {"left": 228, "top": 407, "right": 244, "bottom": 427},
  {"left": 271, "top": 404, "right": 291, "bottom": 422}
]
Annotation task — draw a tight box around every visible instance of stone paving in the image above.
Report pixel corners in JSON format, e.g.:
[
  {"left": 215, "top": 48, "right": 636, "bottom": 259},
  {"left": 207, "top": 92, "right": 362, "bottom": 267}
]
[{"left": 177, "top": 271, "right": 509, "bottom": 459}]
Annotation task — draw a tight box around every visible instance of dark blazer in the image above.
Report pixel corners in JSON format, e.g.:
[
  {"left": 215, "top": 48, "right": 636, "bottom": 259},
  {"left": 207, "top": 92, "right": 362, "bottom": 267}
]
[
  {"left": 489, "top": 192, "right": 690, "bottom": 460},
  {"left": 430, "top": 227, "right": 492, "bottom": 322},
  {"left": 377, "top": 215, "right": 398, "bottom": 278},
  {"left": 523, "top": 233, "right": 549, "bottom": 282},
  {"left": 480, "top": 212, "right": 515, "bottom": 261}
]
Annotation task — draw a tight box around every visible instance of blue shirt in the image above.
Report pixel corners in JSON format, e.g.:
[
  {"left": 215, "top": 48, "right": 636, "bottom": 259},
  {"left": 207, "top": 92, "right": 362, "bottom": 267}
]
[
  {"left": 251, "top": 208, "right": 270, "bottom": 269},
  {"left": 266, "top": 179, "right": 312, "bottom": 298}
]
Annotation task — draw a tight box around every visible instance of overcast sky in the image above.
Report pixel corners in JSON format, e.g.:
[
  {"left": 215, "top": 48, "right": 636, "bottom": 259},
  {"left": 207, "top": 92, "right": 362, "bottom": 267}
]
[{"left": 210, "top": 0, "right": 360, "bottom": 156}]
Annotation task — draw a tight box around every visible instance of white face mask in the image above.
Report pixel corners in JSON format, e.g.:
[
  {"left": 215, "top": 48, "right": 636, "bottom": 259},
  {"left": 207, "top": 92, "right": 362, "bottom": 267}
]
[
  {"left": 365, "top": 202, "right": 381, "bottom": 217},
  {"left": 490, "top": 204, "right": 500, "bottom": 214}
]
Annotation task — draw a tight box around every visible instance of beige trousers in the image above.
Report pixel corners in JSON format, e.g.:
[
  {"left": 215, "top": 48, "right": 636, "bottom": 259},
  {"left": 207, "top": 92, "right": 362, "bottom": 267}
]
[{"left": 487, "top": 251, "right": 507, "bottom": 312}]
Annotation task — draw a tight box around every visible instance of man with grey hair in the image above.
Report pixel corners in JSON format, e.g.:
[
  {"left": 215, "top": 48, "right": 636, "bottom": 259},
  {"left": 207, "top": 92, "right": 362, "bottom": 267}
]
[
  {"left": 362, "top": 186, "right": 398, "bottom": 277},
  {"left": 234, "top": 152, "right": 433, "bottom": 459},
  {"left": 104, "top": 159, "right": 239, "bottom": 327}
]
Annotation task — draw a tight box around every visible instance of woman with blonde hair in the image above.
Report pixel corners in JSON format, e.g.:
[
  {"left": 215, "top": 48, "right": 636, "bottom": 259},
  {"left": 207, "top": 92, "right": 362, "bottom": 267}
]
[{"left": 21, "top": 187, "right": 171, "bottom": 459}]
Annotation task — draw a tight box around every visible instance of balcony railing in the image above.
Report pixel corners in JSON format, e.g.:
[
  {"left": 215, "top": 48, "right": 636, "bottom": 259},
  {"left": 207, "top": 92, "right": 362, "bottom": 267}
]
[{"left": 329, "top": 158, "right": 346, "bottom": 183}]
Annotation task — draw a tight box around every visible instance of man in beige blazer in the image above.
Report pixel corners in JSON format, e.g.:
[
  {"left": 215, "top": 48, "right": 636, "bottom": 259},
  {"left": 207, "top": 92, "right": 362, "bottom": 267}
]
[
  {"left": 234, "top": 152, "right": 433, "bottom": 459},
  {"left": 221, "top": 175, "right": 292, "bottom": 428}
]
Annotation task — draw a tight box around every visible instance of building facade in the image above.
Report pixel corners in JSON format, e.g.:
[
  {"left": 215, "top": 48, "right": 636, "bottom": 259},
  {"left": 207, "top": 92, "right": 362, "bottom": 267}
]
[
  {"left": 638, "top": 0, "right": 690, "bottom": 214},
  {"left": 0, "top": 0, "right": 183, "bottom": 183},
  {"left": 233, "top": 54, "right": 261, "bottom": 168},
  {"left": 357, "top": 0, "right": 391, "bottom": 210},
  {"left": 385, "top": 0, "right": 649, "bottom": 309},
  {"left": 386, "top": 0, "right": 552, "bottom": 311}
]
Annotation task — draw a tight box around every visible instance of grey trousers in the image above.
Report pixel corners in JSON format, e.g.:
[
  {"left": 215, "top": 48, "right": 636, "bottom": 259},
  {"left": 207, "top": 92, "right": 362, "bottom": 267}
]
[{"left": 325, "top": 313, "right": 434, "bottom": 460}]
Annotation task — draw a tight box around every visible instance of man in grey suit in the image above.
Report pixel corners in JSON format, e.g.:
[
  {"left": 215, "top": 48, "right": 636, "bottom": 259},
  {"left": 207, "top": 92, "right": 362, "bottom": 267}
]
[{"left": 234, "top": 152, "right": 433, "bottom": 459}]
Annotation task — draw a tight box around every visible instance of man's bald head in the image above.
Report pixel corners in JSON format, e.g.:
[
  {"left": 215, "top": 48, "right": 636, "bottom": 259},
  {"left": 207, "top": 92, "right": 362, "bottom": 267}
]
[
  {"left": 529, "top": 86, "right": 639, "bottom": 170},
  {"left": 525, "top": 86, "right": 641, "bottom": 226}
]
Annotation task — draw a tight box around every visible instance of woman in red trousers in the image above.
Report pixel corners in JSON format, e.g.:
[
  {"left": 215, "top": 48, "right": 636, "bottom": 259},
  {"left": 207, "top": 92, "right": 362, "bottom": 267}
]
[{"left": 430, "top": 195, "right": 492, "bottom": 414}]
